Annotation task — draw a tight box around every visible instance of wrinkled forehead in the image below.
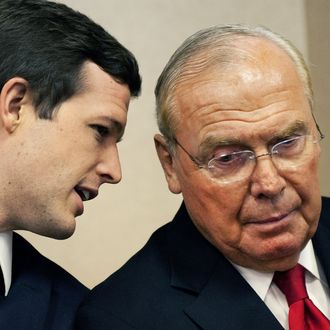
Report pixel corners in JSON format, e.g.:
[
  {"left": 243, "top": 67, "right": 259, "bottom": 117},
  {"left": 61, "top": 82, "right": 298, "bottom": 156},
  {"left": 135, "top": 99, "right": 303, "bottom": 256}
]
[
  {"left": 172, "top": 36, "right": 287, "bottom": 87},
  {"left": 170, "top": 41, "right": 314, "bottom": 147},
  {"left": 173, "top": 37, "right": 308, "bottom": 115},
  {"left": 175, "top": 36, "right": 301, "bottom": 91}
]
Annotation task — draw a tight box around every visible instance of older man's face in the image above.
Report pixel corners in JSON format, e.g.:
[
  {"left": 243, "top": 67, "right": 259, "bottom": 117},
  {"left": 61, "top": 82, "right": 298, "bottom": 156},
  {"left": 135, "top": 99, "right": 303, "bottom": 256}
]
[{"left": 157, "top": 37, "right": 322, "bottom": 272}]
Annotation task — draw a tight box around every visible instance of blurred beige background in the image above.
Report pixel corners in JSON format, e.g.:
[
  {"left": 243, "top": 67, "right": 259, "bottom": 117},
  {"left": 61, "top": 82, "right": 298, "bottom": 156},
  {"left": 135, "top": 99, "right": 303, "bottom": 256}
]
[{"left": 19, "top": 0, "right": 330, "bottom": 288}]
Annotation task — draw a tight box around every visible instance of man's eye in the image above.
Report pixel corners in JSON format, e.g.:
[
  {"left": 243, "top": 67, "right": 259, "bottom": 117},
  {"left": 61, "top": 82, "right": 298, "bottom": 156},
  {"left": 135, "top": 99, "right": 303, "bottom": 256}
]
[
  {"left": 217, "top": 154, "right": 236, "bottom": 163},
  {"left": 210, "top": 151, "right": 251, "bottom": 169},
  {"left": 90, "top": 124, "right": 109, "bottom": 139},
  {"left": 273, "top": 135, "right": 304, "bottom": 155}
]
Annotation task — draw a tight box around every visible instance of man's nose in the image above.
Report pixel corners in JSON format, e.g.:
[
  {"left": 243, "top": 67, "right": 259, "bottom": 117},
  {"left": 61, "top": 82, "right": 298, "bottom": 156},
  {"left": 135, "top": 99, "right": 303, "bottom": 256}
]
[
  {"left": 96, "top": 145, "right": 122, "bottom": 184},
  {"left": 249, "top": 156, "right": 286, "bottom": 199}
]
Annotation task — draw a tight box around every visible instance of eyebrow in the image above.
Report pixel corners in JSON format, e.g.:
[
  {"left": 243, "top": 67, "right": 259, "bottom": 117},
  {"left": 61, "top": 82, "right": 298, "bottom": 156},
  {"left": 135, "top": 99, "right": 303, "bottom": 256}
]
[
  {"left": 97, "top": 115, "right": 125, "bottom": 141},
  {"left": 197, "top": 120, "right": 309, "bottom": 158},
  {"left": 198, "top": 136, "right": 242, "bottom": 160},
  {"left": 267, "top": 120, "right": 308, "bottom": 144}
]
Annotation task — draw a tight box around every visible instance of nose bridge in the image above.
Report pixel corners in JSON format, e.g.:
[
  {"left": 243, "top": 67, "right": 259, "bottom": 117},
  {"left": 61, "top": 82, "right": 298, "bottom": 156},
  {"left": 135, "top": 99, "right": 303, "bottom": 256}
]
[
  {"left": 97, "top": 143, "right": 122, "bottom": 184},
  {"left": 255, "top": 150, "right": 273, "bottom": 160},
  {"left": 250, "top": 152, "right": 286, "bottom": 198}
]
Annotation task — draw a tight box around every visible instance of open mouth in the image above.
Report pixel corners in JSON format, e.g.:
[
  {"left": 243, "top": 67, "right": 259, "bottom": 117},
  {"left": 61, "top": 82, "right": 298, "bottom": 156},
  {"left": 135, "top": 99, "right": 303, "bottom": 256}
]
[{"left": 74, "top": 186, "right": 97, "bottom": 201}]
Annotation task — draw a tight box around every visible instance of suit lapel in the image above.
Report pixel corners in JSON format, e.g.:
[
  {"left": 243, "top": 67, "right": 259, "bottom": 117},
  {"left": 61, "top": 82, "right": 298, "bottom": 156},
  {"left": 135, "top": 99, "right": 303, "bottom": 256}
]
[
  {"left": 0, "top": 276, "right": 52, "bottom": 328},
  {"left": 184, "top": 257, "right": 282, "bottom": 330},
  {"left": 0, "top": 234, "right": 52, "bottom": 329},
  {"left": 168, "top": 203, "right": 219, "bottom": 293},
  {"left": 168, "top": 203, "right": 283, "bottom": 330}
]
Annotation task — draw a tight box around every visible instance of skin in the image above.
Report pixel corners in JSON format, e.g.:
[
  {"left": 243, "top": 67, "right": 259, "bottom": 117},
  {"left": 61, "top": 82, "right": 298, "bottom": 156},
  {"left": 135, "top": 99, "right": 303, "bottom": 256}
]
[
  {"left": 155, "top": 37, "right": 322, "bottom": 272},
  {"left": 0, "top": 62, "right": 130, "bottom": 239}
]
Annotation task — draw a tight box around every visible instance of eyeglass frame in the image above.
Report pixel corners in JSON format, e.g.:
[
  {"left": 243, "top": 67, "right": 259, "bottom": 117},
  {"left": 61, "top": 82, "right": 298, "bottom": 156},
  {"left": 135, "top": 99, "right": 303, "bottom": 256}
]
[{"left": 172, "top": 120, "right": 325, "bottom": 182}]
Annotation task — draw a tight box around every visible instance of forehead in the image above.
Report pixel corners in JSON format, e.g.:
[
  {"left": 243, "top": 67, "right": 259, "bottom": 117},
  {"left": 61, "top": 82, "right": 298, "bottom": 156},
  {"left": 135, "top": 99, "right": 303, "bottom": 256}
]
[
  {"left": 173, "top": 38, "right": 312, "bottom": 143},
  {"left": 81, "top": 62, "right": 131, "bottom": 108},
  {"left": 55, "top": 62, "right": 131, "bottom": 131}
]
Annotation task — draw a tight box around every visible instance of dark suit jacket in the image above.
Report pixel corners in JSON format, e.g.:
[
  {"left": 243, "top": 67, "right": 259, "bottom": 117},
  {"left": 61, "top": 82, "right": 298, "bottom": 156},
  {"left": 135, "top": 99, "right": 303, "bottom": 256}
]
[
  {"left": 76, "top": 197, "right": 330, "bottom": 330},
  {"left": 0, "top": 233, "right": 88, "bottom": 330}
]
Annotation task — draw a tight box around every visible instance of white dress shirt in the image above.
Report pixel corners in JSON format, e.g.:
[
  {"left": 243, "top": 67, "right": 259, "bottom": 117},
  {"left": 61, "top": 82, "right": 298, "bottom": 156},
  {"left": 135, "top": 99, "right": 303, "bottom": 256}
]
[
  {"left": 233, "top": 241, "right": 330, "bottom": 329},
  {"left": 0, "top": 231, "right": 13, "bottom": 296}
]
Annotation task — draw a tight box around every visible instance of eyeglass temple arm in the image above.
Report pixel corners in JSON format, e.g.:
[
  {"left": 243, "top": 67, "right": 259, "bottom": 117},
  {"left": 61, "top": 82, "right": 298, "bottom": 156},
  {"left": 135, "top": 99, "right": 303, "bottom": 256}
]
[
  {"left": 312, "top": 112, "right": 325, "bottom": 139},
  {"left": 173, "top": 138, "right": 204, "bottom": 168}
]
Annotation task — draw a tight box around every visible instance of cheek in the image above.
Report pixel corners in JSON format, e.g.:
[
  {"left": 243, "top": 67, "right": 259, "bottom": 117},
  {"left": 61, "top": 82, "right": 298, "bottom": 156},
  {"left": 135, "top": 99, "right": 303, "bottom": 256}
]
[
  {"left": 300, "top": 151, "right": 320, "bottom": 188},
  {"left": 298, "top": 180, "right": 321, "bottom": 236},
  {"left": 180, "top": 175, "right": 248, "bottom": 245},
  {"left": 289, "top": 156, "right": 321, "bottom": 221}
]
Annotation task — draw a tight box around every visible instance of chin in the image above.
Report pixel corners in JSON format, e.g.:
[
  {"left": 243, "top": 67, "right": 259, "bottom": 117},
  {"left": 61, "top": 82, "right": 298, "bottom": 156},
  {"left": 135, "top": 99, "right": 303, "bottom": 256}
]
[
  {"left": 36, "top": 219, "right": 76, "bottom": 240},
  {"left": 50, "top": 229, "right": 75, "bottom": 240},
  {"left": 252, "top": 245, "right": 302, "bottom": 271}
]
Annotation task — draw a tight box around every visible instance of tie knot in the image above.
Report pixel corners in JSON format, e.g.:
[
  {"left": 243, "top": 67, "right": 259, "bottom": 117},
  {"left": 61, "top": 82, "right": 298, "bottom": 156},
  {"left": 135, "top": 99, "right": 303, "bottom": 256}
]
[{"left": 273, "top": 264, "right": 308, "bottom": 306}]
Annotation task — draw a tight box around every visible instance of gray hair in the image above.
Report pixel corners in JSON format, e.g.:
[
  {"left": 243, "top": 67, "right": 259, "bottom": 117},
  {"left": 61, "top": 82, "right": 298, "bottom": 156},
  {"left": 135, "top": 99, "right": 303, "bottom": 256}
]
[{"left": 155, "top": 24, "right": 313, "bottom": 145}]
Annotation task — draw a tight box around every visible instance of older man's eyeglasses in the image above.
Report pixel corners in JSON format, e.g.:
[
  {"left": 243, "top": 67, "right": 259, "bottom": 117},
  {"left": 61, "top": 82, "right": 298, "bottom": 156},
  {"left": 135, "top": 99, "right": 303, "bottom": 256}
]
[{"left": 174, "top": 132, "right": 325, "bottom": 185}]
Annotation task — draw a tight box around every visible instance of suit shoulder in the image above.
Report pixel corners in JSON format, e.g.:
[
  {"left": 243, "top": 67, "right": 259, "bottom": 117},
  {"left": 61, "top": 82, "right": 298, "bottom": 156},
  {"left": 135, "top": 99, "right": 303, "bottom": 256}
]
[
  {"left": 76, "top": 222, "right": 177, "bottom": 327},
  {"left": 322, "top": 196, "right": 330, "bottom": 210},
  {"left": 93, "top": 221, "right": 170, "bottom": 294},
  {"left": 320, "top": 196, "right": 330, "bottom": 229}
]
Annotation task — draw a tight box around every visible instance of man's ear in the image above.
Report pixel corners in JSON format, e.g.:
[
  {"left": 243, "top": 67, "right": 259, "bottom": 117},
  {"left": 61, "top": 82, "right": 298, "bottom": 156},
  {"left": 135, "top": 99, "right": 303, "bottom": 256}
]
[
  {"left": 154, "top": 134, "right": 182, "bottom": 194},
  {"left": 0, "top": 77, "right": 29, "bottom": 133}
]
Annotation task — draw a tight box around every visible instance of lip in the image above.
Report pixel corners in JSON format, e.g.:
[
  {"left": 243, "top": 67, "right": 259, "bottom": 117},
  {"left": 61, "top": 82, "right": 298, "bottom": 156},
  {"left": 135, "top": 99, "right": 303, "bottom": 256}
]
[
  {"left": 72, "top": 185, "right": 99, "bottom": 217},
  {"left": 243, "top": 208, "right": 297, "bottom": 233},
  {"left": 249, "top": 213, "right": 289, "bottom": 225},
  {"left": 73, "top": 189, "right": 85, "bottom": 216}
]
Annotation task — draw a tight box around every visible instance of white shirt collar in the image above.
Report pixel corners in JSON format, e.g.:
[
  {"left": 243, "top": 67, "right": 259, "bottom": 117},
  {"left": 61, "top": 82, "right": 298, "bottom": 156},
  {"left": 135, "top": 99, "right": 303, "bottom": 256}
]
[
  {"left": 232, "top": 240, "right": 318, "bottom": 301},
  {"left": 0, "top": 231, "right": 13, "bottom": 296},
  {"left": 299, "top": 240, "right": 324, "bottom": 282}
]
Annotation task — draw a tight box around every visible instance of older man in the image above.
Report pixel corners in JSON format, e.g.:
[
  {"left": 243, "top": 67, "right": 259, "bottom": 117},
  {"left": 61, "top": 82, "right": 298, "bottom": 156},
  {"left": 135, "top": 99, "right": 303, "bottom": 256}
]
[
  {"left": 0, "top": 0, "right": 140, "bottom": 329},
  {"left": 76, "top": 25, "right": 329, "bottom": 329}
]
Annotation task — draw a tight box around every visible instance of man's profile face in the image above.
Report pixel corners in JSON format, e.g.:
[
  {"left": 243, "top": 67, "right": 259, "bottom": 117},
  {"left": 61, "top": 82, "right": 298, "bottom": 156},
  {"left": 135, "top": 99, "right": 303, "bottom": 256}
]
[
  {"left": 163, "top": 38, "right": 321, "bottom": 272},
  {"left": 2, "top": 62, "right": 130, "bottom": 239}
]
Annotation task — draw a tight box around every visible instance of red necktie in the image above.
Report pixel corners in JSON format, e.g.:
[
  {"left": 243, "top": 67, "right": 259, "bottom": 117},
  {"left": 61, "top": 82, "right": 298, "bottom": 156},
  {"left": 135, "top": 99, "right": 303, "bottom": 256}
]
[{"left": 273, "top": 264, "right": 330, "bottom": 330}]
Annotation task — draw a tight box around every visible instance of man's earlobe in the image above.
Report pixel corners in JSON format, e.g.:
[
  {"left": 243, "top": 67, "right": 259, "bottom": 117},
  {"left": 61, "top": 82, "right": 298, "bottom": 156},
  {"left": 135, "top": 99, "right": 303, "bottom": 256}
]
[
  {"left": 0, "top": 77, "right": 29, "bottom": 133},
  {"left": 154, "top": 134, "right": 182, "bottom": 194}
]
